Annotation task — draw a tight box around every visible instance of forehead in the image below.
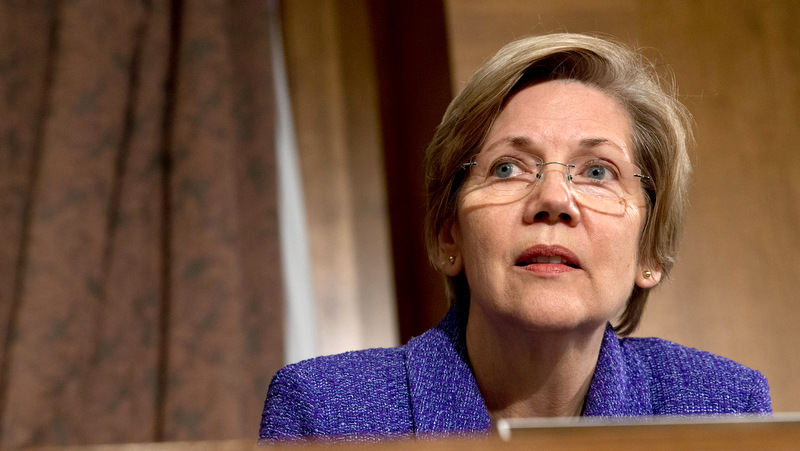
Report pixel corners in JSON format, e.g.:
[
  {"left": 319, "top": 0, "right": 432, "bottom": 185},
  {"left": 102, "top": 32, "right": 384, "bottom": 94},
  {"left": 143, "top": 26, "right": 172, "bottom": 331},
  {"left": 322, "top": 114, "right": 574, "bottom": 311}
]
[{"left": 485, "top": 80, "right": 633, "bottom": 158}]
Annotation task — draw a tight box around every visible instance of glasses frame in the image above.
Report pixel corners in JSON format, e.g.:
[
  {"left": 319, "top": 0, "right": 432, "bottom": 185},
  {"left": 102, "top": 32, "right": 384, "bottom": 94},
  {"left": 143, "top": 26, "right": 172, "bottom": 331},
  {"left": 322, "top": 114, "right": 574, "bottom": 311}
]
[{"left": 459, "top": 154, "right": 651, "bottom": 214}]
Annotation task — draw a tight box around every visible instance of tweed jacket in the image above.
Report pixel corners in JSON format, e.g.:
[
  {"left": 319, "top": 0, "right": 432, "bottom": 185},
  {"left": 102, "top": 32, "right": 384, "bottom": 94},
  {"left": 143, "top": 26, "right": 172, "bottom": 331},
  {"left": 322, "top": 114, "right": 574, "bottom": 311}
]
[{"left": 259, "top": 307, "right": 771, "bottom": 441}]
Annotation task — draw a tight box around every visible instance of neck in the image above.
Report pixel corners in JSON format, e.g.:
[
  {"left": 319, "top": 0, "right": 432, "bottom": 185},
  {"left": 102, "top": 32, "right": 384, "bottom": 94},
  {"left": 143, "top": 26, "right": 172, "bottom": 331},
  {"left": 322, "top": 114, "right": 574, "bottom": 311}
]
[{"left": 465, "top": 306, "right": 606, "bottom": 419}]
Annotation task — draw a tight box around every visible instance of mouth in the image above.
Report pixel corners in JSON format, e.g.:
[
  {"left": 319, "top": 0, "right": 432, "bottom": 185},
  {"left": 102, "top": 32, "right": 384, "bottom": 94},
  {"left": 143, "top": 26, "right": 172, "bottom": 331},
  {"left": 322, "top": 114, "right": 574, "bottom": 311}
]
[{"left": 515, "top": 245, "right": 581, "bottom": 270}]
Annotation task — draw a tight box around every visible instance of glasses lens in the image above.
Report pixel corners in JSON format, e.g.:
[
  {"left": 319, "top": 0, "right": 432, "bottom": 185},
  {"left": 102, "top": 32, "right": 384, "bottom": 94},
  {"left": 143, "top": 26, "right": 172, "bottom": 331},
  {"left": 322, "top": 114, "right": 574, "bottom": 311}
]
[
  {"left": 567, "top": 155, "right": 646, "bottom": 213},
  {"left": 468, "top": 152, "right": 540, "bottom": 191}
]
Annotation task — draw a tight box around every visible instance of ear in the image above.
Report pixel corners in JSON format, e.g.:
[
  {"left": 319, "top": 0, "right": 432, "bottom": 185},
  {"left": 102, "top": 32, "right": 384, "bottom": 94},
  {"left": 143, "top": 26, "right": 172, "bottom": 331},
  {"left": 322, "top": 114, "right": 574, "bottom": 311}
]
[
  {"left": 437, "top": 220, "right": 464, "bottom": 277},
  {"left": 634, "top": 263, "right": 662, "bottom": 289}
]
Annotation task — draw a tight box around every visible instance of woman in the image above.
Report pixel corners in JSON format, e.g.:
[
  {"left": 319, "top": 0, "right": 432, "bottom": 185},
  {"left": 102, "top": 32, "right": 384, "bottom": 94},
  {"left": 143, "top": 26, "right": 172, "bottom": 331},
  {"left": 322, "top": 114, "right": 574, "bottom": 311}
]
[{"left": 259, "top": 33, "right": 771, "bottom": 441}]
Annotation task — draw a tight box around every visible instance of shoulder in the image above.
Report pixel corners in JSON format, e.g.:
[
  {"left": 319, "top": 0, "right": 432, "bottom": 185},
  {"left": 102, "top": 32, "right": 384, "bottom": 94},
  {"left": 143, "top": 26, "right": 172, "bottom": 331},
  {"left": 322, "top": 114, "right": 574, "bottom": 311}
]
[
  {"left": 619, "top": 336, "right": 772, "bottom": 414},
  {"left": 259, "top": 346, "right": 413, "bottom": 441},
  {"left": 276, "top": 346, "right": 407, "bottom": 383}
]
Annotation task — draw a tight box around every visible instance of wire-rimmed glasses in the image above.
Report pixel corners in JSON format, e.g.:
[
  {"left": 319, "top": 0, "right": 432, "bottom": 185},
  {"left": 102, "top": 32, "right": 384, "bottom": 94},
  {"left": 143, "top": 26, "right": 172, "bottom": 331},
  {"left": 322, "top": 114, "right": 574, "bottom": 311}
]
[{"left": 460, "top": 151, "right": 650, "bottom": 215}]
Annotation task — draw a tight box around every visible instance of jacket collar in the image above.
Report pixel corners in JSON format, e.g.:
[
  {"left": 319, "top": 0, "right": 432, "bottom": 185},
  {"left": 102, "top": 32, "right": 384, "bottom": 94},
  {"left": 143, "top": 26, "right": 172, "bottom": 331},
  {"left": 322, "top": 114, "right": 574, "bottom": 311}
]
[
  {"left": 404, "top": 306, "right": 491, "bottom": 435},
  {"left": 404, "top": 307, "right": 653, "bottom": 434},
  {"left": 582, "top": 324, "right": 653, "bottom": 416}
]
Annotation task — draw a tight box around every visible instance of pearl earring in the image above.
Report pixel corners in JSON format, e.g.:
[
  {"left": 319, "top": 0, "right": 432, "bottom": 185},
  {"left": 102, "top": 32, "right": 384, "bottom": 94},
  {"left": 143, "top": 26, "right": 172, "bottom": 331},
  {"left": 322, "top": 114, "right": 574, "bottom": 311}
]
[{"left": 448, "top": 256, "right": 455, "bottom": 264}]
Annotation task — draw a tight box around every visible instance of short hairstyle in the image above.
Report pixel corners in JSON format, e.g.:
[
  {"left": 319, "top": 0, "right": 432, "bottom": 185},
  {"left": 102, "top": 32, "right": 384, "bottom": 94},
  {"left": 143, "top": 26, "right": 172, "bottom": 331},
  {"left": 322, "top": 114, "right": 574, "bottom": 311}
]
[{"left": 423, "top": 33, "right": 693, "bottom": 335}]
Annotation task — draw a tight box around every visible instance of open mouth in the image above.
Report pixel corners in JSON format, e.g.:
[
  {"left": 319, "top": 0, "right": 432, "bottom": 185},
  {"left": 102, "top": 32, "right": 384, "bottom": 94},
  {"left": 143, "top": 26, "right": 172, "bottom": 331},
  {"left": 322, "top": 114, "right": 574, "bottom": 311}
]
[
  {"left": 515, "top": 255, "right": 580, "bottom": 269},
  {"left": 515, "top": 245, "right": 581, "bottom": 269}
]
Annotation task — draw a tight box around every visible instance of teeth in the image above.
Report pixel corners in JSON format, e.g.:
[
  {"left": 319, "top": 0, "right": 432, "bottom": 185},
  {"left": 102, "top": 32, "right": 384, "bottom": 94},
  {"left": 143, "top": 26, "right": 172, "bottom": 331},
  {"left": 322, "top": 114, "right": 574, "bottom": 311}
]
[{"left": 534, "top": 256, "right": 565, "bottom": 264}]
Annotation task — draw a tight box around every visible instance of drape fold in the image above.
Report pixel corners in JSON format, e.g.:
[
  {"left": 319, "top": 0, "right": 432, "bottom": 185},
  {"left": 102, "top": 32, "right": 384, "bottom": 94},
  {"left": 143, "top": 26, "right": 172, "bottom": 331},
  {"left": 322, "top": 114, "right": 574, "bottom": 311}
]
[{"left": 0, "top": 0, "right": 283, "bottom": 447}]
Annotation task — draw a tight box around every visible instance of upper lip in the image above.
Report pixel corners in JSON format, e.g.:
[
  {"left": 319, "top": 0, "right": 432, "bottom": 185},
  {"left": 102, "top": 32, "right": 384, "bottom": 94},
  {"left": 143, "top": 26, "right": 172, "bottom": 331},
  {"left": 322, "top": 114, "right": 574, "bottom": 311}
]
[{"left": 515, "top": 244, "right": 581, "bottom": 269}]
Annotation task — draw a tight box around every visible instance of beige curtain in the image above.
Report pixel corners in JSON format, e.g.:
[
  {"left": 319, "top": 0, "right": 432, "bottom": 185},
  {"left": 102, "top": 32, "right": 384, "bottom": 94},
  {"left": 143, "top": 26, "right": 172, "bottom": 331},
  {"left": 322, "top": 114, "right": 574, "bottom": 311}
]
[{"left": 0, "top": 0, "right": 283, "bottom": 446}]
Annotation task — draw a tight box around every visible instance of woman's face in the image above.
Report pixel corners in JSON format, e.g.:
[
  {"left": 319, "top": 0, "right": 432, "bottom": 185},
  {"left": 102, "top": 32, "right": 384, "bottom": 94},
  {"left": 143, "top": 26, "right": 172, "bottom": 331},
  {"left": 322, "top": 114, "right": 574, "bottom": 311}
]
[{"left": 440, "top": 80, "right": 660, "bottom": 333}]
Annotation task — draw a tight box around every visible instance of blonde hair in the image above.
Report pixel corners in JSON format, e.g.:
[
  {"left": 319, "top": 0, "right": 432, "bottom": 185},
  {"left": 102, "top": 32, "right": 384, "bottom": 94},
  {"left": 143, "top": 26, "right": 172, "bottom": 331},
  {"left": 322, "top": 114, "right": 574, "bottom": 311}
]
[{"left": 423, "top": 33, "right": 693, "bottom": 335}]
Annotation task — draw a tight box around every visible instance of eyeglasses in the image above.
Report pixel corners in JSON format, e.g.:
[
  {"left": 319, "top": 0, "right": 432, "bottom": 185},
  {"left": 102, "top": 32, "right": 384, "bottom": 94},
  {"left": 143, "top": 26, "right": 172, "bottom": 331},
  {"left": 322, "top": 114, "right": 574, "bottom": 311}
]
[{"left": 460, "top": 152, "right": 650, "bottom": 215}]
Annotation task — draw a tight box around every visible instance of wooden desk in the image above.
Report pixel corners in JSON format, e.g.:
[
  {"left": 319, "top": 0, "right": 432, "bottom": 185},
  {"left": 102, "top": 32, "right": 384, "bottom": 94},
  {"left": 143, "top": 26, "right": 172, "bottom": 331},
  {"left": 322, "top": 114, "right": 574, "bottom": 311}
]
[{"left": 23, "top": 415, "right": 800, "bottom": 451}]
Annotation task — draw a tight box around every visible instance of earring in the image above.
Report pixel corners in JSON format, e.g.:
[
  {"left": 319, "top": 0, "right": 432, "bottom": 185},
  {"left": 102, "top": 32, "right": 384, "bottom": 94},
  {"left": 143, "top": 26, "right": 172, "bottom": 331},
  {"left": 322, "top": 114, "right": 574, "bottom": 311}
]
[
  {"left": 643, "top": 270, "right": 652, "bottom": 279},
  {"left": 448, "top": 256, "right": 455, "bottom": 264}
]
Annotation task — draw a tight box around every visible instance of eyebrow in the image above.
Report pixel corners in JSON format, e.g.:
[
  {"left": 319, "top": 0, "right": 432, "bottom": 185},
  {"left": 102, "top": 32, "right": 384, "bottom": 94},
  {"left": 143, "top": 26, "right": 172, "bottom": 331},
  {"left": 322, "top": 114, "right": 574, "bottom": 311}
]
[
  {"left": 580, "top": 137, "right": 616, "bottom": 148},
  {"left": 484, "top": 136, "right": 535, "bottom": 152}
]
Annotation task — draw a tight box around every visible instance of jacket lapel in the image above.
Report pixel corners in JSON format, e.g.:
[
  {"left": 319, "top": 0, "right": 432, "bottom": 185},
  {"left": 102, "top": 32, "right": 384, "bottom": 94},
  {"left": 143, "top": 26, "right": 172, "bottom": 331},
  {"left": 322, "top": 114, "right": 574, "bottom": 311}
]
[
  {"left": 583, "top": 324, "right": 653, "bottom": 416},
  {"left": 404, "top": 307, "right": 492, "bottom": 435}
]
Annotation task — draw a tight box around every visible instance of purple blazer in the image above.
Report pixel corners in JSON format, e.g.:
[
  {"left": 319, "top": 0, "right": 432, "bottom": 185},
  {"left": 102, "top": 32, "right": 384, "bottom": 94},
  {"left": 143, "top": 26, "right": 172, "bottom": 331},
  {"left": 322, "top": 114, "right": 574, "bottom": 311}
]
[{"left": 259, "top": 307, "right": 771, "bottom": 441}]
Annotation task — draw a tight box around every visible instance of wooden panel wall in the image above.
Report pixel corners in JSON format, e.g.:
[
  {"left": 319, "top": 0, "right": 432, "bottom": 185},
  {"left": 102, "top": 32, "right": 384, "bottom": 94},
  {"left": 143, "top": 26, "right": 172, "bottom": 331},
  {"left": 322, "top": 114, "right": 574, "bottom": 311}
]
[
  {"left": 280, "top": 1, "right": 398, "bottom": 355},
  {"left": 367, "top": 1, "right": 454, "bottom": 342},
  {"left": 445, "top": 0, "right": 800, "bottom": 412}
]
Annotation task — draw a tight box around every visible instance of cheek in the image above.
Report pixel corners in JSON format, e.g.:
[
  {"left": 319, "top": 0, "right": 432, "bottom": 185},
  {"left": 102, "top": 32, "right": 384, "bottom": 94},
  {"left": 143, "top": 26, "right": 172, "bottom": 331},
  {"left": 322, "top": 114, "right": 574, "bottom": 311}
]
[
  {"left": 610, "top": 215, "right": 643, "bottom": 271},
  {"left": 458, "top": 215, "right": 489, "bottom": 266},
  {"left": 457, "top": 207, "right": 515, "bottom": 279},
  {"left": 584, "top": 213, "right": 643, "bottom": 273}
]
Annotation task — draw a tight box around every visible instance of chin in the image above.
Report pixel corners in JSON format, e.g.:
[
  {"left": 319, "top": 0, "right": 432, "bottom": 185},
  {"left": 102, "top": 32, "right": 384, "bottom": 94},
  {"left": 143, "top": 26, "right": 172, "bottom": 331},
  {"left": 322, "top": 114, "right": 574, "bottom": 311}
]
[{"left": 497, "top": 301, "right": 612, "bottom": 335}]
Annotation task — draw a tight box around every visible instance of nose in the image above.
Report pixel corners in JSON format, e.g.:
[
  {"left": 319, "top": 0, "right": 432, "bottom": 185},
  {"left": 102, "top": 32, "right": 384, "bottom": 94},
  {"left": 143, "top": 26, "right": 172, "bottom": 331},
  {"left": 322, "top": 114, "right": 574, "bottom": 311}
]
[{"left": 522, "top": 164, "right": 581, "bottom": 225}]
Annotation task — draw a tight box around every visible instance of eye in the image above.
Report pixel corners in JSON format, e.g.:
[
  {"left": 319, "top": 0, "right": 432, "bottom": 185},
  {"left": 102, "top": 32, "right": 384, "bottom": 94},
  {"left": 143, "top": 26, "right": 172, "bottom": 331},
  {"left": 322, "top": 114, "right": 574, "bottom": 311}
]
[
  {"left": 578, "top": 160, "right": 619, "bottom": 182},
  {"left": 493, "top": 161, "right": 521, "bottom": 179},
  {"left": 586, "top": 164, "right": 609, "bottom": 180}
]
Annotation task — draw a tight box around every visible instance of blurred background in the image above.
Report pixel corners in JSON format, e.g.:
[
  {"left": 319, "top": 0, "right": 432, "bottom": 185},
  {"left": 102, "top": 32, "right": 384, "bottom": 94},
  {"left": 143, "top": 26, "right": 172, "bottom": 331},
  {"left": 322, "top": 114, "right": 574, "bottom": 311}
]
[{"left": 0, "top": 0, "right": 798, "bottom": 447}]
